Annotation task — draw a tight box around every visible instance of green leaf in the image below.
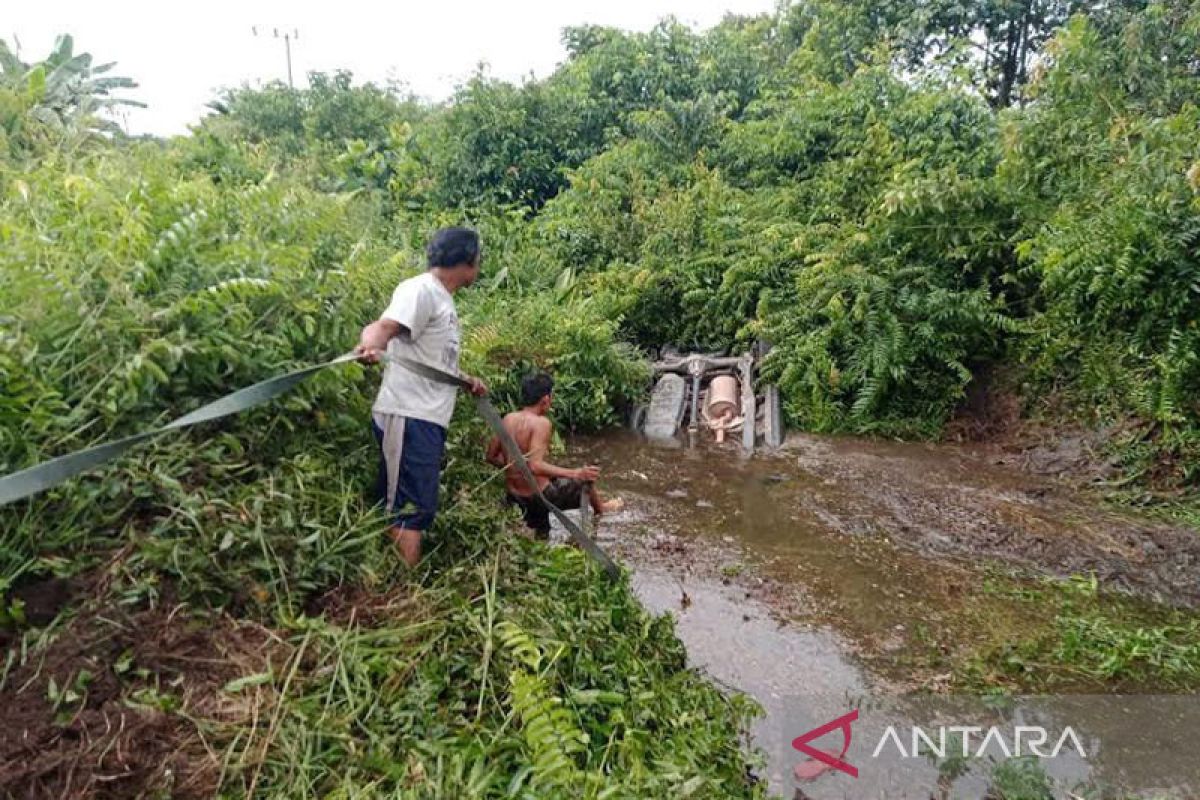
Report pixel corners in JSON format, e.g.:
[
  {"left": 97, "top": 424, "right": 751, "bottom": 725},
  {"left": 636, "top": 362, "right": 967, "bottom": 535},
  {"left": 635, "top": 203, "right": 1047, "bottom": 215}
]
[{"left": 223, "top": 671, "right": 273, "bottom": 693}]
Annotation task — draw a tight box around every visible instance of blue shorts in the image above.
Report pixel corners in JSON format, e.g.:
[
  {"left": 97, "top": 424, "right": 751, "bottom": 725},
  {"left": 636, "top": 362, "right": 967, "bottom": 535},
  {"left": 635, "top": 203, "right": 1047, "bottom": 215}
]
[{"left": 371, "top": 415, "right": 447, "bottom": 531}]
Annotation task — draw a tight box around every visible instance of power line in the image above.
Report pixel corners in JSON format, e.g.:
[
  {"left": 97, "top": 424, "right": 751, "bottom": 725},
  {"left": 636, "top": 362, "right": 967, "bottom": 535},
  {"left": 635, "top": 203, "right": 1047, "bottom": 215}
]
[{"left": 251, "top": 25, "right": 300, "bottom": 88}]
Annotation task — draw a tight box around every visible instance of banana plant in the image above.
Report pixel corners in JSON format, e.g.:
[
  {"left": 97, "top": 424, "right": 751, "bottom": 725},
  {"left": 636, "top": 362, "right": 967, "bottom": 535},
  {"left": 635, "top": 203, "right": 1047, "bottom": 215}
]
[{"left": 0, "top": 34, "right": 143, "bottom": 156}]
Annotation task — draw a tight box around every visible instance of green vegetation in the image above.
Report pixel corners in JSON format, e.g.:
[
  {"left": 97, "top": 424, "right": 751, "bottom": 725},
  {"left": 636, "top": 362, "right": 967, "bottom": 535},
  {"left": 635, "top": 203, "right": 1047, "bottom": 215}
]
[
  {"left": 227, "top": 543, "right": 760, "bottom": 798},
  {"left": 969, "top": 575, "right": 1200, "bottom": 691},
  {"left": 0, "top": 34, "right": 143, "bottom": 159},
  {"left": 190, "top": 2, "right": 1200, "bottom": 479},
  {"left": 2, "top": 0, "right": 1199, "bottom": 796}
]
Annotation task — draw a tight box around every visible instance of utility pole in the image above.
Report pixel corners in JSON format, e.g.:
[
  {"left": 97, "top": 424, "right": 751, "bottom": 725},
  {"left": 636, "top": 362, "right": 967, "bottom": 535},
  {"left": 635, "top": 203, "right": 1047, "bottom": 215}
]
[{"left": 251, "top": 26, "right": 300, "bottom": 88}]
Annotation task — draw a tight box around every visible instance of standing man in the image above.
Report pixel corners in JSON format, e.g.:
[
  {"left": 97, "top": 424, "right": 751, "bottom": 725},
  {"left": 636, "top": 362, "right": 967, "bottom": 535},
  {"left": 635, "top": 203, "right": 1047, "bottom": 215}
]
[
  {"left": 486, "top": 372, "right": 622, "bottom": 539},
  {"left": 355, "top": 227, "right": 487, "bottom": 567}
]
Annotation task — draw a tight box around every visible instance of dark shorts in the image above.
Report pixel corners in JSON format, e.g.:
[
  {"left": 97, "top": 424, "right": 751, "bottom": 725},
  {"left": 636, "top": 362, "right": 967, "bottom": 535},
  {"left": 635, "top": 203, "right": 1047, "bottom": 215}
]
[
  {"left": 371, "top": 415, "right": 447, "bottom": 531},
  {"left": 507, "top": 478, "right": 586, "bottom": 538}
]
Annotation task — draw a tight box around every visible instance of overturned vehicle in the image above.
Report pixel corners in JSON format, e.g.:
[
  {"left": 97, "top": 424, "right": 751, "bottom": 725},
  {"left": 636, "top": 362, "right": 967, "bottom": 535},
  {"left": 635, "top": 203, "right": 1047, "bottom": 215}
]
[{"left": 632, "top": 346, "right": 783, "bottom": 452}]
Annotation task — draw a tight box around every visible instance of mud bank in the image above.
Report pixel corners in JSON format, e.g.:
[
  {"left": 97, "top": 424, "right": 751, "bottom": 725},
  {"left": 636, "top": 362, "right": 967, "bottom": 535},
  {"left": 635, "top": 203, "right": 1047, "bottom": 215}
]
[{"left": 579, "top": 431, "right": 1200, "bottom": 607}]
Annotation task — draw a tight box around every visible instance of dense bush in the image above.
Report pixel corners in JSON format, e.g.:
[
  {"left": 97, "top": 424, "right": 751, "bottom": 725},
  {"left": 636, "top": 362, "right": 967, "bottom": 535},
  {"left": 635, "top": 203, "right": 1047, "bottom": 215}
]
[
  {"left": 1, "top": 140, "right": 383, "bottom": 599},
  {"left": 1001, "top": 8, "right": 1200, "bottom": 481},
  {"left": 174, "top": 1, "right": 1200, "bottom": 463}
]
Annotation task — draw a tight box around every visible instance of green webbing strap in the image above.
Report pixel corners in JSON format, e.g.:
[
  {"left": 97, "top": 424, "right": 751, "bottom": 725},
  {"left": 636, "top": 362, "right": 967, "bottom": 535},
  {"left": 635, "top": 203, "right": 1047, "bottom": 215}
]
[
  {"left": 0, "top": 351, "right": 621, "bottom": 580},
  {"left": 0, "top": 353, "right": 359, "bottom": 506}
]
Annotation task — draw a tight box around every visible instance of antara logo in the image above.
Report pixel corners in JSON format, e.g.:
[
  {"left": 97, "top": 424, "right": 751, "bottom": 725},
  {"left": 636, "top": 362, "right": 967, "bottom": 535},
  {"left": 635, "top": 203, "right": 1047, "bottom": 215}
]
[
  {"left": 792, "top": 709, "right": 860, "bottom": 778},
  {"left": 792, "top": 710, "right": 1088, "bottom": 781}
]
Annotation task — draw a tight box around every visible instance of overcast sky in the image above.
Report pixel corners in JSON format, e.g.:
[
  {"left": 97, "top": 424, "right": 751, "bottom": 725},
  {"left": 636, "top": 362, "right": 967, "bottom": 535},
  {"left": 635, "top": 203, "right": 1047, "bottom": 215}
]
[{"left": 10, "top": 0, "right": 778, "bottom": 136}]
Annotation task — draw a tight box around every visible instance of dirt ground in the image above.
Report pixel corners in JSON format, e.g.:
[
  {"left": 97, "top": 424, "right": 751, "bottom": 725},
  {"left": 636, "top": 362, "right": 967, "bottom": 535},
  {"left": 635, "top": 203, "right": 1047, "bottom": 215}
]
[
  {"left": 565, "top": 424, "right": 1200, "bottom": 696},
  {"left": 0, "top": 575, "right": 284, "bottom": 800},
  {"left": 779, "top": 432, "right": 1200, "bottom": 607}
]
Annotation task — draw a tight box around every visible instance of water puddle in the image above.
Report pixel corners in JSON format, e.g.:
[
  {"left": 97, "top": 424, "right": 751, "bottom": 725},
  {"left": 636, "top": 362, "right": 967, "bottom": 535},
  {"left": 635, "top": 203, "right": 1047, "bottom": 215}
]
[{"left": 555, "top": 430, "right": 1200, "bottom": 798}]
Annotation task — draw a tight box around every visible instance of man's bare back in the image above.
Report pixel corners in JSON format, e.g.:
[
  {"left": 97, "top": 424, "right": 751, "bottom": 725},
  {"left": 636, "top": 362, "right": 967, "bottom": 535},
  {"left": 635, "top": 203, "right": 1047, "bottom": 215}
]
[{"left": 496, "top": 409, "right": 551, "bottom": 497}]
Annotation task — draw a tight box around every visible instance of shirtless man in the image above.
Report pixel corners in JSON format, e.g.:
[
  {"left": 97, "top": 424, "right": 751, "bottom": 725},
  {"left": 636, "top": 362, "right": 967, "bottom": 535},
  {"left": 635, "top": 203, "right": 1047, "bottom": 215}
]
[{"left": 486, "top": 372, "right": 622, "bottom": 538}]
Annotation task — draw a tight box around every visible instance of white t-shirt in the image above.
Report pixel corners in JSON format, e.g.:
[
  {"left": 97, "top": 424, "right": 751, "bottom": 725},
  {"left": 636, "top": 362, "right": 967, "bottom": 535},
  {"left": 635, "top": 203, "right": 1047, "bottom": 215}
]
[{"left": 372, "top": 272, "right": 461, "bottom": 428}]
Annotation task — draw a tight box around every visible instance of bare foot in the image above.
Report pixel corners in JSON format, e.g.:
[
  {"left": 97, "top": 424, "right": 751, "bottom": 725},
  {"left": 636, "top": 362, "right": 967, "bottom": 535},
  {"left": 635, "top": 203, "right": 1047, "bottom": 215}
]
[{"left": 598, "top": 497, "right": 625, "bottom": 515}]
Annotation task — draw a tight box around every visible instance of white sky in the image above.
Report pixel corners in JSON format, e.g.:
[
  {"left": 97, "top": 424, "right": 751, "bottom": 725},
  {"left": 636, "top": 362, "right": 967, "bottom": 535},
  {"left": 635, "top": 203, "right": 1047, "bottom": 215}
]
[{"left": 10, "top": 0, "right": 778, "bottom": 136}]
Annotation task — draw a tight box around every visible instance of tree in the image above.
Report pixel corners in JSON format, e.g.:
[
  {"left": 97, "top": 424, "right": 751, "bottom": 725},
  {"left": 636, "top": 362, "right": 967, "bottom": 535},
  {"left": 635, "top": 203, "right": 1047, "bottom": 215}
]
[
  {"left": 204, "top": 70, "right": 422, "bottom": 157},
  {"left": 796, "top": 0, "right": 1146, "bottom": 107},
  {"left": 397, "top": 71, "right": 604, "bottom": 211},
  {"left": 892, "top": 0, "right": 1101, "bottom": 107}
]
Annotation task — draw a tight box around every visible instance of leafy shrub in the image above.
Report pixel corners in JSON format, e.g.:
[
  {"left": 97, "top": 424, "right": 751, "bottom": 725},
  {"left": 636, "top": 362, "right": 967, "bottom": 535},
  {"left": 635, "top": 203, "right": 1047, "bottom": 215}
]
[
  {"left": 1004, "top": 7, "right": 1200, "bottom": 485},
  {"left": 461, "top": 292, "right": 649, "bottom": 431}
]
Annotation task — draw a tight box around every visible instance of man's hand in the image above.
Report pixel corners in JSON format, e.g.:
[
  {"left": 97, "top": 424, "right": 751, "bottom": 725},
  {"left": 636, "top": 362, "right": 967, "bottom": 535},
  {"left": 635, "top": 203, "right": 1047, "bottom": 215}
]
[
  {"left": 463, "top": 374, "right": 488, "bottom": 396},
  {"left": 353, "top": 343, "right": 381, "bottom": 364},
  {"left": 574, "top": 465, "right": 600, "bottom": 482}
]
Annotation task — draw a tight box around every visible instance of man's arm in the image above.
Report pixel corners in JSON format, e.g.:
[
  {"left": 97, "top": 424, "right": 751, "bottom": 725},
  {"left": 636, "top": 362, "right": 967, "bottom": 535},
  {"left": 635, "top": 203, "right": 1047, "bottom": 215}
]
[
  {"left": 526, "top": 418, "right": 598, "bottom": 481},
  {"left": 356, "top": 278, "right": 429, "bottom": 362},
  {"left": 355, "top": 318, "right": 403, "bottom": 363},
  {"left": 485, "top": 434, "right": 506, "bottom": 467}
]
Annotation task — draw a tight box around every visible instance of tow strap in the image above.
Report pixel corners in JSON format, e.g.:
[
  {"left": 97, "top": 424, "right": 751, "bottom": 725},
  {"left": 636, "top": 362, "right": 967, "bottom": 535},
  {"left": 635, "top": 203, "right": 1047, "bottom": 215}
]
[{"left": 0, "top": 352, "right": 620, "bottom": 580}]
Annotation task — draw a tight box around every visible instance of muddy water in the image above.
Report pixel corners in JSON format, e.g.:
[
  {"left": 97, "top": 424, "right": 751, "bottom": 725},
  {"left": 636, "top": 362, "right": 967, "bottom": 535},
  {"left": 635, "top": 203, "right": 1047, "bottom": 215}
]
[{"left": 558, "top": 431, "right": 1200, "bottom": 798}]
